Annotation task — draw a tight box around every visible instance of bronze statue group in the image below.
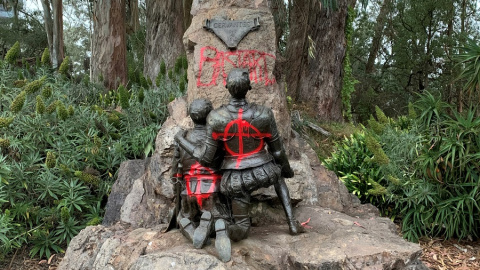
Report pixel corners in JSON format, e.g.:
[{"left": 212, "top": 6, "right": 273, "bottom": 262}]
[{"left": 170, "top": 68, "right": 304, "bottom": 262}]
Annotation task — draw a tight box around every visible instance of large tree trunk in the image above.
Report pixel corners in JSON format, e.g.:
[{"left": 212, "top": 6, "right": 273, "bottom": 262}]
[
  {"left": 143, "top": 0, "right": 192, "bottom": 81},
  {"left": 286, "top": 0, "right": 355, "bottom": 122},
  {"left": 91, "top": 0, "right": 127, "bottom": 91},
  {"left": 51, "top": 0, "right": 64, "bottom": 68}
]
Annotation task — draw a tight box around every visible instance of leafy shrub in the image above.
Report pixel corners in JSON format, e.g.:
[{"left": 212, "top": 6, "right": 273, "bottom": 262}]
[
  {"left": 325, "top": 93, "right": 480, "bottom": 242},
  {"left": 0, "top": 54, "right": 183, "bottom": 259}
]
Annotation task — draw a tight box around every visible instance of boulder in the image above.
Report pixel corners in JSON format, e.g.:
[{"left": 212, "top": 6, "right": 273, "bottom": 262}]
[{"left": 59, "top": 206, "right": 426, "bottom": 270}]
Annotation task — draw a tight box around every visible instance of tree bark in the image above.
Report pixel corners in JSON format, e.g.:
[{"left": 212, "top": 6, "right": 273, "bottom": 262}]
[
  {"left": 51, "top": 0, "right": 64, "bottom": 68},
  {"left": 143, "top": 0, "right": 192, "bottom": 81},
  {"left": 91, "top": 0, "right": 127, "bottom": 91},
  {"left": 40, "top": 0, "right": 64, "bottom": 68},
  {"left": 365, "top": 0, "right": 391, "bottom": 74},
  {"left": 40, "top": 0, "right": 53, "bottom": 56},
  {"left": 286, "top": 0, "right": 355, "bottom": 122},
  {"left": 126, "top": 0, "right": 139, "bottom": 34}
]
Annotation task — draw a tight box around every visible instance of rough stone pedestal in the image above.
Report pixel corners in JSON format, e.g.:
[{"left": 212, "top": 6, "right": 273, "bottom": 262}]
[{"left": 59, "top": 205, "right": 425, "bottom": 270}]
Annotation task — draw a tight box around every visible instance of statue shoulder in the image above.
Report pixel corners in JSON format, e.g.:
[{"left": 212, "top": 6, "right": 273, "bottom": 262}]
[
  {"left": 250, "top": 103, "right": 274, "bottom": 119},
  {"left": 206, "top": 107, "right": 230, "bottom": 125}
]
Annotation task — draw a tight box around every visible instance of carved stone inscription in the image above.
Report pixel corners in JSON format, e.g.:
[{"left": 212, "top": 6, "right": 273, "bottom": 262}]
[{"left": 204, "top": 18, "right": 260, "bottom": 49}]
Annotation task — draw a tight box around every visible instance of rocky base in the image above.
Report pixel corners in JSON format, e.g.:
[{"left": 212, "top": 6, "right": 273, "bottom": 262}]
[{"left": 59, "top": 205, "right": 426, "bottom": 270}]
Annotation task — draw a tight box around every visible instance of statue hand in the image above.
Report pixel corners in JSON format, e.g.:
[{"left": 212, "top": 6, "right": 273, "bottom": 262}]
[{"left": 281, "top": 166, "right": 294, "bottom": 178}]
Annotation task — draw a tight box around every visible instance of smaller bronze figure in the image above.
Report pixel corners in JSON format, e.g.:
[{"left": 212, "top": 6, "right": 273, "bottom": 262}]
[
  {"left": 175, "top": 69, "right": 304, "bottom": 253},
  {"left": 170, "top": 98, "right": 232, "bottom": 261}
]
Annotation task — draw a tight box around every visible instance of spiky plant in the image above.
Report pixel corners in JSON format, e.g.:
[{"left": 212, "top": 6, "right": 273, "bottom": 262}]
[
  {"left": 138, "top": 88, "right": 145, "bottom": 103},
  {"left": 0, "top": 117, "right": 14, "bottom": 128},
  {"left": 36, "top": 96, "right": 46, "bottom": 114},
  {"left": 41, "top": 86, "right": 52, "bottom": 99},
  {"left": 58, "top": 56, "right": 69, "bottom": 75},
  {"left": 56, "top": 101, "right": 68, "bottom": 120},
  {"left": 74, "top": 171, "right": 100, "bottom": 187},
  {"left": 46, "top": 100, "right": 58, "bottom": 114},
  {"left": 375, "top": 106, "right": 389, "bottom": 124},
  {"left": 67, "top": 105, "right": 74, "bottom": 116},
  {"left": 365, "top": 133, "right": 389, "bottom": 165},
  {"left": 0, "top": 138, "right": 10, "bottom": 149},
  {"left": 160, "top": 60, "right": 166, "bottom": 75},
  {"left": 118, "top": 85, "right": 130, "bottom": 109},
  {"left": 4, "top": 41, "right": 20, "bottom": 64},
  {"left": 41, "top": 48, "right": 50, "bottom": 66},
  {"left": 45, "top": 152, "right": 56, "bottom": 168},
  {"left": 25, "top": 77, "right": 46, "bottom": 94},
  {"left": 10, "top": 91, "right": 26, "bottom": 113}
]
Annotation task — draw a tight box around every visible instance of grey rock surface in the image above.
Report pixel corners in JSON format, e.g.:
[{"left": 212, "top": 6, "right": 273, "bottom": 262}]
[
  {"left": 59, "top": 206, "right": 425, "bottom": 270},
  {"left": 103, "top": 159, "right": 149, "bottom": 226}
]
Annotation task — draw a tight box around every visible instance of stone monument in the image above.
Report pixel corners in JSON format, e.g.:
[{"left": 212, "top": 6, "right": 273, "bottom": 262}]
[{"left": 58, "top": 1, "right": 426, "bottom": 269}]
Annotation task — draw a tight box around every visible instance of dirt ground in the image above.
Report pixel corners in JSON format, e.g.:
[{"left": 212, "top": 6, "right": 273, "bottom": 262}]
[{"left": 1, "top": 238, "right": 480, "bottom": 269}]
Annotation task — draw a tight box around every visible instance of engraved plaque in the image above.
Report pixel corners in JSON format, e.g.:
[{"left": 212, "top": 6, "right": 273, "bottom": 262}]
[{"left": 203, "top": 18, "right": 260, "bottom": 49}]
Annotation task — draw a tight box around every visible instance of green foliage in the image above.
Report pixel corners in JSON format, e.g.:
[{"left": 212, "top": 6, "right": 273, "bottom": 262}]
[
  {"left": 45, "top": 100, "right": 58, "bottom": 114},
  {"left": 341, "top": 7, "right": 358, "bottom": 122},
  {"left": 454, "top": 38, "right": 480, "bottom": 99},
  {"left": 4, "top": 41, "right": 20, "bottom": 64},
  {"left": 36, "top": 96, "right": 46, "bottom": 114},
  {"left": 56, "top": 101, "right": 68, "bottom": 121},
  {"left": 160, "top": 61, "right": 166, "bottom": 75},
  {"left": 323, "top": 131, "right": 386, "bottom": 205},
  {"left": 407, "top": 102, "right": 417, "bottom": 119},
  {"left": 118, "top": 85, "right": 130, "bottom": 109},
  {"left": 0, "top": 117, "right": 14, "bottom": 128},
  {"left": 45, "top": 152, "right": 56, "bottom": 168},
  {"left": 24, "top": 77, "right": 45, "bottom": 95},
  {"left": 41, "top": 48, "right": 50, "bottom": 66},
  {"left": 365, "top": 133, "right": 389, "bottom": 165},
  {"left": 74, "top": 171, "right": 100, "bottom": 187},
  {"left": 41, "top": 86, "right": 52, "bottom": 99},
  {"left": 138, "top": 88, "right": 145, "bottom": 103},
  {"left": 326, "top": 92, "right": 480, "bottom": 242},
  {"left": 58, "top": 56, "right": 70, "bottom": 75},
  {"left": 0, "top": 51, "right": 183, "bottom": 259},
  {"left": 10, "top": 91, "right": 26, "bottom": 113}
]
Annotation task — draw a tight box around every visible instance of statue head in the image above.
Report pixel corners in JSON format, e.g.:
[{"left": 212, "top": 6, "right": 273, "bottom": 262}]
[
  {"left": 189, "top": 98, "right": 213, "bottom": 125},
  {"left": 226, "top": 68, "right": 251, "bottom": 99}
]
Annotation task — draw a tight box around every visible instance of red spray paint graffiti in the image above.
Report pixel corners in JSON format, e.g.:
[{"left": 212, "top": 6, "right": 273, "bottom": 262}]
[
  {"left": 212, "top": 108, "right": 271, "bottom": 168},
  {"left": 184, "top": 162, "right": 222, "bottom": 208},
  {"left": 197, "top": 46, "right": 276, "bottom": 87}
]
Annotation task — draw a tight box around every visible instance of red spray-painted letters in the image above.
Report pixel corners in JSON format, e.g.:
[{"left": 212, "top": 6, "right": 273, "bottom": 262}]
[{"left": 197, "top": 46, "right": 276, "bottom": 87}]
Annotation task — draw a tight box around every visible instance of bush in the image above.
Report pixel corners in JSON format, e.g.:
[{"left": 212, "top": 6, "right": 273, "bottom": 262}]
[
  {"left": 325, "top": 95, "right": 480, "bottom": 242},
  {"left": 0, "top": 55, "right": 183, "bottom": 259}
]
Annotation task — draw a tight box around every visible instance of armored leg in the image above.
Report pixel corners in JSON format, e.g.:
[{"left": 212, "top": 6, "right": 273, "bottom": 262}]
[
  {"left": 274, "top": 177, "right": 305, "bottom": 235},
  {"left": 193, "top": 211, "right": 213, "bottom": 248},
  {"left": 228, "top": 198, "right": 251, "bottom": 242},
  {"left": 215, "top": 219, "right": 231, "bottom": 262}
]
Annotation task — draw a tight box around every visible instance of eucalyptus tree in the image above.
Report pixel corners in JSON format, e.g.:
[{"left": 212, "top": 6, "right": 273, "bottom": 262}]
[
  {"left": 40, "top": 0, "right": 64, "bottom": 68},
  {"left": 351, "top": 0, "right": 480, "bottom": 120},
  {"left": 143, "top": 0, "right": 192, "bottom": 82},
  {"left": 91, "top": 0, "right": 128, "bottom": 91},
  {"left": 285, "top": 0, "right": 357, "bottom": 122}
]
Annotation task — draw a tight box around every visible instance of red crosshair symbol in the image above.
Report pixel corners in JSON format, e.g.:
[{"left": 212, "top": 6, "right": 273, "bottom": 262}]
[
  {"left": 212, "top": 108, "right": 271, "bottom": 168},
  {"left": 184, "top": 162, "right": 221, "bottom": 208}
]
